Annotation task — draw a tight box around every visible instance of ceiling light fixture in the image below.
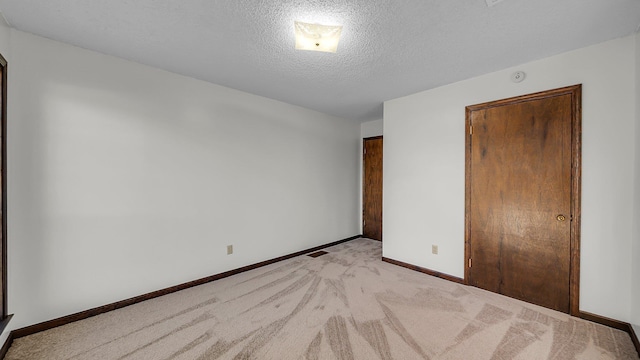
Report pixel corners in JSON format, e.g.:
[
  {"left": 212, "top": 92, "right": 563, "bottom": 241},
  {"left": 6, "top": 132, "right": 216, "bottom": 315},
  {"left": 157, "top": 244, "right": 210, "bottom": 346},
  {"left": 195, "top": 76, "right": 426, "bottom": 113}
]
[{"left": 294, "top": 21, "right": 343, "bottom": 53}]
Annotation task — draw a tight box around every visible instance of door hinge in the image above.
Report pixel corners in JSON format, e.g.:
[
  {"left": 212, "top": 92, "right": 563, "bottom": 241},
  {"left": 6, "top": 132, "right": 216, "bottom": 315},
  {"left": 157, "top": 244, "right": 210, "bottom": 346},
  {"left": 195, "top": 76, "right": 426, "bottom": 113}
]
[
  {"left": 468, "top": 258, "right": 472, "bottom": 268},
  {"left": 363, "top": 220, "right": 366, "bottom": 226},
  {"left": 469, "top": 125, "right": 473, "bottom": 135}
]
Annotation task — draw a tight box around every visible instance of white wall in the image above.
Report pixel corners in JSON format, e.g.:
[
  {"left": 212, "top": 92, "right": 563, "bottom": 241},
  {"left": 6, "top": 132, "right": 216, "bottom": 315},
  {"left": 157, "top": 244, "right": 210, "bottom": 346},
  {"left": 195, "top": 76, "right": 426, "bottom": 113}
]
[
  {"left": 384, "top": 35, "right": 637, "bottom": 322},
  {"left": 632, "top": 32, "right": 640, "bottom": 328},
  {"left": 361, "top": 119, "right": 383, "bottom": 139},
  {"left": 4, "top": 29, "right": 359, "bottom": 330},
  {"left": 0, "top": 14, "right": 9, "bottom": 54},
  {"left": 359, "top": 119, "right": 383, "bottom": 233}
]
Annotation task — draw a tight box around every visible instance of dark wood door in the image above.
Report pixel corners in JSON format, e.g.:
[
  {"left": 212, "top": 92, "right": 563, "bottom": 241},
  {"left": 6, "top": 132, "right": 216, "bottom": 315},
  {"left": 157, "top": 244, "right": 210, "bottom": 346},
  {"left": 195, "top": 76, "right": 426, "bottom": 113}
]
[
  {"left": 363, "top": 136, "right": 383, "bottom": 241},
  {"left": 0, "top": 55, "right": 6, "bottom": 320},
  {"left": 466, "top": 85, "right": 581, "bottom": 314},
  {"left": 0, "top": 66, "right": 3, "bottom": 319}
]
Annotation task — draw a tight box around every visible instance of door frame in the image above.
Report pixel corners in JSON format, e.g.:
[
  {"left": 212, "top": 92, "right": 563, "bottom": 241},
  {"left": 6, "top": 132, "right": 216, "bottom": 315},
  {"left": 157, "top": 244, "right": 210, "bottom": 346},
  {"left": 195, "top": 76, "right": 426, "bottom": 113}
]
[{"left": 464, "top": 84, "right": 582, "bottom": 316}]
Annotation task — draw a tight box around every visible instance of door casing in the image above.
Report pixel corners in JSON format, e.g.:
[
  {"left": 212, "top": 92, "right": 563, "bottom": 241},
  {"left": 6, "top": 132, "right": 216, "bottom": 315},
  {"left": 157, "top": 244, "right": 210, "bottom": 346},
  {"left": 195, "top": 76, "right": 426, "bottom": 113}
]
[
  {"left": 464, "top": 84, "right": 582, "bottom": 316},
  {"left": 0, "top": 52, "right": 7, "bottom": 323}
]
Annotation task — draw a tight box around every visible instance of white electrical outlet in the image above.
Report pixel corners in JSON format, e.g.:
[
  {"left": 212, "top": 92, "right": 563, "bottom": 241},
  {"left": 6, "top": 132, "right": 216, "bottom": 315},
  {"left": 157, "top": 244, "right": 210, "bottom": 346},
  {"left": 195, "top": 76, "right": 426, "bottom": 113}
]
[
  {"left": 432, "top": 245, "right": 438, "bottom": 255},
  {"left": 227, "top": 245, "right": 233, "bottom": 255}
]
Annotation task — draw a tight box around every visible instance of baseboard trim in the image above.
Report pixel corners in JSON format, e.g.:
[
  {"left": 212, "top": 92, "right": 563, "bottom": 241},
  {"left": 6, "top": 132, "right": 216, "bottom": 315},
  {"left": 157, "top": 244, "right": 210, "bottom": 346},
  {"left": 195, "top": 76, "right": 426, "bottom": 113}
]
[
  {"left": 629, "top": 324, "right": 640, "bottom": 358},
  {"left": 10, "top": 235, "right": 361, "bottom": 341},
  {"left": 0, "top": 331, "right": 13, "bottom": 360},
  {"left": 0, "top": 315, "right": 12, "bottom": 338},
  {"left": 579, "top": 311, "right": 640, "bottom": 357},
  {"left": 381, "top": 257, "right": 464, "bottom": 284},
  {"left": 0, "top": 314, "right": 14, "bottom": 360},
  {"left": 579, "top": 311, "right": 628, "bottom": 331}
]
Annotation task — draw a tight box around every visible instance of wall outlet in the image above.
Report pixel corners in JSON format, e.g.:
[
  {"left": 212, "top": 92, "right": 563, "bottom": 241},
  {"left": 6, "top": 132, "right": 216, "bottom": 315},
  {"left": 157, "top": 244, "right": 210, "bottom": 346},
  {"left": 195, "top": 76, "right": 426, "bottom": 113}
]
[
  {"left": 432, "top": 245, "right": 438, "bottom": 255},
  {"left": 227, "top": 245, "right": 233, "bottom": 255}
]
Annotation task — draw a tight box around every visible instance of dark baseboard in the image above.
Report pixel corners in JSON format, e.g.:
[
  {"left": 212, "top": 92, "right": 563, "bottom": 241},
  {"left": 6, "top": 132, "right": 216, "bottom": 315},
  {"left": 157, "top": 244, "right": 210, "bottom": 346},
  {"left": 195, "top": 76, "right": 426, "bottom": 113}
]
[
  {"left": 0, "top": 315, "right": 12, "bottom": 338},
  {"left": 0, "top": 314, "right": 13, "bottom": 360},
  {"left": 0, "top": 331, "right": 13, "bottom": 360},
  {"left": 630, "top": 324, "right": 640, "bottom": 358},
  {"left": 381, "top": 256, "right": 464, "bottom": 284},
  {"left": 579, "top": 311, "right": 628, "bottom": 331},
  {"left": 580, "top": 311, "right": 640, "bottom": 357},
  {"left": 10, "top": 235, "right": 361, "bottom": 340}
]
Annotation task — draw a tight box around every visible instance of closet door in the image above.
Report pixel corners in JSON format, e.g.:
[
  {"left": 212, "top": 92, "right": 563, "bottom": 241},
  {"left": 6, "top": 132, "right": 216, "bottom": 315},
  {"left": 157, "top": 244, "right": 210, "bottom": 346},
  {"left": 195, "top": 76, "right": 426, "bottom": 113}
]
[{"left": 465, "top": 85, "right": 581, "bottom": 314}]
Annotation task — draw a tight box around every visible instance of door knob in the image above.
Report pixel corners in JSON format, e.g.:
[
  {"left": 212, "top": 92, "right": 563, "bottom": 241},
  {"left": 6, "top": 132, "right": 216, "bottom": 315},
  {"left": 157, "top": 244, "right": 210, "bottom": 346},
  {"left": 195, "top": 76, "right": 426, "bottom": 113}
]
[{"left": 556, "top": 214, "right": 566, "bottom": 222}]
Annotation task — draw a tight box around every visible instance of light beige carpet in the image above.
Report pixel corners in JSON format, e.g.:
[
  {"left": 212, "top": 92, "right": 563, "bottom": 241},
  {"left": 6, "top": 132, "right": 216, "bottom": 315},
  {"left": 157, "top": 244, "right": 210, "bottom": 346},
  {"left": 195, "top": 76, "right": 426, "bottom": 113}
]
[{"left": 6, "top": 238, "right": 638, "bottom": 360}]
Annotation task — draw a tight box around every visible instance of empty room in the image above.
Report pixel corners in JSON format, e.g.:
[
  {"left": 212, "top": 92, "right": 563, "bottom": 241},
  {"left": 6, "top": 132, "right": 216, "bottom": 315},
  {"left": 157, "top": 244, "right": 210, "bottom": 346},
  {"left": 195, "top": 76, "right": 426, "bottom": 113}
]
[{"left": 0, "top": 0, "right": 638, "bottom": 359}]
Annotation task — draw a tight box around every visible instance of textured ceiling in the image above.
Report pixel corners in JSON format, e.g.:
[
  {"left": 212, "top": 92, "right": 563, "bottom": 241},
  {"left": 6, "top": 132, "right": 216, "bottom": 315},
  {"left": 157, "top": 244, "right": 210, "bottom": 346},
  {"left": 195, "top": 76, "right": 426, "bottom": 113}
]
[{"left": 0, "top": 0, "right": 639, "bottom": 122}]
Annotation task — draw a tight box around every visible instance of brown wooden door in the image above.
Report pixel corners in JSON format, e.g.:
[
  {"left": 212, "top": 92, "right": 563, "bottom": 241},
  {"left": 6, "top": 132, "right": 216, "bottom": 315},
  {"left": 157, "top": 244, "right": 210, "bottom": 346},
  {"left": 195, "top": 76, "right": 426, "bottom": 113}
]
[
  {"left": 466, "top": 85, "right": 581, "bottom": 314},
  {"left": 363, "top": 136, "right": 383, "bottom": 241},
  {"left": 0, "top": 55, "right": 6, "bottom": 320}
]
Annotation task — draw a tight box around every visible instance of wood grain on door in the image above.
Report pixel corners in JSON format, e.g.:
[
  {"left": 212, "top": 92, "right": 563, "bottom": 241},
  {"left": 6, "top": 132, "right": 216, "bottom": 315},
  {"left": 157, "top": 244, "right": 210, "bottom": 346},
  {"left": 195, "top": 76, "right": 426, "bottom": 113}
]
[{"left": 465, "top": 85, "right": 581, "bottom": 314}]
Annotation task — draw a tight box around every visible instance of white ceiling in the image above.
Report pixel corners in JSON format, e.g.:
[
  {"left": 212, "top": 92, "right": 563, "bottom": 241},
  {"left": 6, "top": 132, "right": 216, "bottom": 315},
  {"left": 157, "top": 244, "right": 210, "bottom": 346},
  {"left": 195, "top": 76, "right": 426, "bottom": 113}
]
[{"left": 0, "top": 0, "right": 639, "bottom": 122}]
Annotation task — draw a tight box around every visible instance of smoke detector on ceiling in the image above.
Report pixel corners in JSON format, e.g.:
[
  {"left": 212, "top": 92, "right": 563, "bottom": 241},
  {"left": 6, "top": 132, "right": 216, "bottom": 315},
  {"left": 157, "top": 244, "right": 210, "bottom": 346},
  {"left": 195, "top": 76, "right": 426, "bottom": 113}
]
[
  {"left": 511, "top": 71, "right": 526, "bottom": 83},
  {"left": 485, "top": 0, "right": 507, "bottom": 7}
]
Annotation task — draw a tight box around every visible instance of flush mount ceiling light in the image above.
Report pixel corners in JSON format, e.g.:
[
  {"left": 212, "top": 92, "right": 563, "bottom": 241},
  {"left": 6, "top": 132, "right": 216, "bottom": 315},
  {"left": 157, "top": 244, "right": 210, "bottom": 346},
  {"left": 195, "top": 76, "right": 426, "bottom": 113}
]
[{"left": 294, "top": 21, "right": 343, "bottom": 53}]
